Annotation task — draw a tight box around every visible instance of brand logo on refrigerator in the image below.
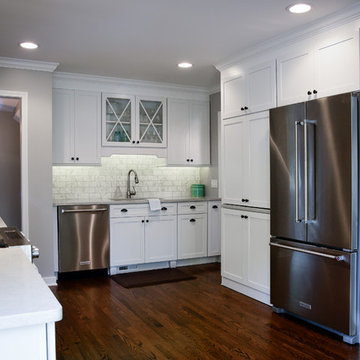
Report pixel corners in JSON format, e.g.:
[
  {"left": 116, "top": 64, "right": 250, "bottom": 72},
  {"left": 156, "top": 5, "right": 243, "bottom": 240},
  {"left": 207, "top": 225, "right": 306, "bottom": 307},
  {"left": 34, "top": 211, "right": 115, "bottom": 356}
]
[{"left": 299, "top": 301, "right": 312, "bottom": 310}]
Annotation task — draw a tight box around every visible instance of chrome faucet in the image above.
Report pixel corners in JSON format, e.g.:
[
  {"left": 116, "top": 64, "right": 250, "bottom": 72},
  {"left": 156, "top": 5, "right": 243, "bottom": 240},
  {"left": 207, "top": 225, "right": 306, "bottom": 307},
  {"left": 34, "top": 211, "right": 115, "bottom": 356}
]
[{"left": 127, "top": 169, "right": 139, "bottom": 199}]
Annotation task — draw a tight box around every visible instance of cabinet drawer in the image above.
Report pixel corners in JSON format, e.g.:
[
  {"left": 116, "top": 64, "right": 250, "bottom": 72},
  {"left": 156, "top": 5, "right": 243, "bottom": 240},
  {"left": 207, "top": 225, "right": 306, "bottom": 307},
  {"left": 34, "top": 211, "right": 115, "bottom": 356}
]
[
  {"left": 110, "top": 204, "right": 148, "bottom": 218},
  {"left": 147, "top": 202, "right": 177, "bottom": 216},
  {"left": 178, "top": 202, "right": 207, "bottom": 214}
]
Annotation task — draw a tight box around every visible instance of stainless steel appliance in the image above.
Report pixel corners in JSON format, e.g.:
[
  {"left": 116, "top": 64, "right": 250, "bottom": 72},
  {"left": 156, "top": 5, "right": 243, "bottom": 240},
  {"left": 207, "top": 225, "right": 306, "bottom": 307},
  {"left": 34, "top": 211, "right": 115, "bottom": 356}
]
[
  {"left": 270, "top": 92, "right": 359, "bottom": 344},
  {"left": 0, "top": 226, "right": 39, "bottom": 262},
  {"left": 58, "top": 205, "right": 110, "bottom": 272}
]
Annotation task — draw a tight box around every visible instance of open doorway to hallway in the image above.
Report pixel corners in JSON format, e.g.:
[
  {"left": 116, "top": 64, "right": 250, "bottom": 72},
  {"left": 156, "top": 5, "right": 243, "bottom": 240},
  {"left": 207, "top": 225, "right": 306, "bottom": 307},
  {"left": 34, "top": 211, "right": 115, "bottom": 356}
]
[{"left": 0, "top": 96, "right": 21, "bottom": 228}]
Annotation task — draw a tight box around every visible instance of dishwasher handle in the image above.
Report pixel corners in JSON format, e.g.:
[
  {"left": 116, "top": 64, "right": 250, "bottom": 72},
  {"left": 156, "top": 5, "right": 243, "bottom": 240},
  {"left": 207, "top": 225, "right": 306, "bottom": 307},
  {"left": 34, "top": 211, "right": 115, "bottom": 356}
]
[{"left": 61, "top": 208, "right": 108, "bottom": 214}]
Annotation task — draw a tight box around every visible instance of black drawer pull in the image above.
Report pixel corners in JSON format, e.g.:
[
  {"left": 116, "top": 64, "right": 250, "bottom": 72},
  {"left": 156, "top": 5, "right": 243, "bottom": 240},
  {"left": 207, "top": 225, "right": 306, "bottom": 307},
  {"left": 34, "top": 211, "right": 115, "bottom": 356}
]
[
  {"left": 146, "top": 219, "right": 149, "bottom": 223},
  {"left": 212, "top": 205, "right": 218, "bottom": 209},
  {"left": 241, "top": 215, "right": 248, "bottom": 219},
  {"left": 141, "top": 220, "right": 144, "bottom": 223},
  {"left": 190, "top": 205, "right": 196, "bottom": 209},
  {"left": 189, "top": 218, "right": 196, "bottom": 223},
  {"left": 161, "top": 207, "right": 167, "bottom": 211},
  {"left": 121, "top": 208, "right": 128, "bottom": 213}
]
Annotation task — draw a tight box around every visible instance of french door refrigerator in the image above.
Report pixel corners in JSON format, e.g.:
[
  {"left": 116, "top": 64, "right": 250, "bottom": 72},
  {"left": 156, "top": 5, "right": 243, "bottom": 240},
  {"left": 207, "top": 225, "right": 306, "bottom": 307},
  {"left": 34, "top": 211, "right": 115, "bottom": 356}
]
[{"left": 269, "top": 92, "right": 359, "bottom": 343}]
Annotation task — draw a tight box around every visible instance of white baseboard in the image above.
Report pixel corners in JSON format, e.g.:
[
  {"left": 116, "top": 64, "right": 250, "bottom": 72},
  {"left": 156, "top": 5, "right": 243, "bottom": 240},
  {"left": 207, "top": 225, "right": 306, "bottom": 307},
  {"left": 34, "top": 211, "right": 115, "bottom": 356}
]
[
  {"left": 222, "top": 276, "right": 271, "bottom": 306},
  {"left": 43, "top": 276, "right": 57, "bottom": 286}
]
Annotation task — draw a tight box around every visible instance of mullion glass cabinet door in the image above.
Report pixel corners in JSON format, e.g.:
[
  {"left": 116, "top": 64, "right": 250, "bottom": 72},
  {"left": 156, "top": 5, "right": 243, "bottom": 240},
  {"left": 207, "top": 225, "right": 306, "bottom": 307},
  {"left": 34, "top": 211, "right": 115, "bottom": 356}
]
[
  {"left": 103, "top": 96, "right": 133, "bottom": 145},
  {"left": 138, "top": 98, "right": 166, "bottom": 146}
]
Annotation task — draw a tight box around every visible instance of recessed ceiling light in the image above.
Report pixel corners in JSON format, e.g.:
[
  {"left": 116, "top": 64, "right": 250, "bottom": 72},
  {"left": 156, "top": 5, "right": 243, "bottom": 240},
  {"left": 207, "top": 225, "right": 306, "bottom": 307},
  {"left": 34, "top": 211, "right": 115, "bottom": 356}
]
[
  {"left": 178, "top": 62, "right": 193, "bottom": 69},
  {"left": 19, "top": 41, "right": 39, "bottom": 50},
  {"left": 287, "top": 3, "right": 312, "bottom": 14}
]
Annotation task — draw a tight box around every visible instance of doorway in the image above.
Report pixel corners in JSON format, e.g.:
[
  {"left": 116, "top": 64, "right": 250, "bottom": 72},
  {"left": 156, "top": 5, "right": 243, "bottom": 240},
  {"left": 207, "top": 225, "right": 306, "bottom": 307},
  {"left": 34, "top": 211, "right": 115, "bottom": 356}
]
[{"left": 0, "top": 91, "right": 28, "bottom": 235}]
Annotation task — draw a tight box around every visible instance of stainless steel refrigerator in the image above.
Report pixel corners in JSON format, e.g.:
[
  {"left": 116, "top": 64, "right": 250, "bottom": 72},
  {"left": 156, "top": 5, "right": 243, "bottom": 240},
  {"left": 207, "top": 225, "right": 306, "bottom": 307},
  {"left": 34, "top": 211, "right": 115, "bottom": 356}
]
[{"left": 269, "top": 92, "right": 359, "bottom": 344}]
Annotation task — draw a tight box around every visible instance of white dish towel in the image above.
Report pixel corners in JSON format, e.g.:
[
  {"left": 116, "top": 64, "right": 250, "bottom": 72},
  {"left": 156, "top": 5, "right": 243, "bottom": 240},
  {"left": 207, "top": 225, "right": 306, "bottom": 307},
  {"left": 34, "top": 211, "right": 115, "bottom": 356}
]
[{"left": 148, "top": 199, "right": 161, "bottom": 211}]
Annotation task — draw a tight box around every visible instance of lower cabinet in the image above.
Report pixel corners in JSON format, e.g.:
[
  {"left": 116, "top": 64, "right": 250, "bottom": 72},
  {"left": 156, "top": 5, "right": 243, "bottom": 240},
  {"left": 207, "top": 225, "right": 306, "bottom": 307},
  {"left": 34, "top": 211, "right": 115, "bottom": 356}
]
[
  {"left": 110, "top": 209, "right": 177, "bottom": 267},
  {"left": 208, "top": 201, "right": 221, "bottom": 256},
  {"left": 178, "top": 213, "right": 207, "bottom": 259},
  {"left": 110, "top": 216, "right": 145, "bottom": 266},
  {"left": 221, "top": 207, "right": 270, "bottom": 304}
]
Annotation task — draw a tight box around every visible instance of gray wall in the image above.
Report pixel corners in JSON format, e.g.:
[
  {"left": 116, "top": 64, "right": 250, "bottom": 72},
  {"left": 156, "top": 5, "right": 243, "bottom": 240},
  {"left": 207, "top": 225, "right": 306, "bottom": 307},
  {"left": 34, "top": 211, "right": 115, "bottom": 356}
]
[
  {"left": 200, "top": 92, "right": 220, "bottom": 198},
  {"left": 0, "top": 68, "right": 53, "bottom": 279},
  {"left": 0, "top": 110, "right": 21, "bottom": 228}
]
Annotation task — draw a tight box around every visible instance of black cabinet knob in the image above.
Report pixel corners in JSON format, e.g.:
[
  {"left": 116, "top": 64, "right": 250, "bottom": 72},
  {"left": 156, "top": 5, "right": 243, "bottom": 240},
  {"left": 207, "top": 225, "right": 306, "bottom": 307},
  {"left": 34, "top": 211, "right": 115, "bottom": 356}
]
[
  {"left": 132, "top": 140, "right": 135, "bottom": 144},
  {"left": 241, "top": 107, "right": 244, "bottom": 111},
  {"left": 161, "top": 207, "right": 167, "bottom": 211},
  {"left": 241, "top": 199, "right": 245, "bottom": 202},
  {"left": 244, "top": 106, "right": 248, "bottom": 110},
  {"left": 146, "top": 219, "right": 149, "bottom": 223},
  {"left": 307, "top": 90, "right": 312, "bottom": 95},
  {"left": 212, "top": 205, "right": 218, "bottom": 209},
  {"left": 190, "top": 205, "right": 196, "bottom": 209},
  {"left": 76, "top": 157, "right": 79, "bottom": 161},
  {"left": 241, "top": 215, "right": 248, "bottom": 219},
  {"left": 141, "top": 219, "right": 144, "bottom": 223},
  {"left": 245, "top": 199, "right": 249, "bottom": 203},
  {"left": 186, "top": 159, "right": 190, "bottom": 162},
  {"left": 313, "top": 89, "right": 318, "bottom": 94},
  {"left": 121, "top": 208, "right": 128, "bottom": 212},
  {"left": 136, "top": 141, "right": 140, "bottom": 144},
  {"left": 190, "top": 159, "right": 193, "bottom": 162},
  {"left": 189, "top": 218, "right": 196, "bottom": 223},
  {"left": 71, "top": 157, "right": 74, "bottom": 160}
]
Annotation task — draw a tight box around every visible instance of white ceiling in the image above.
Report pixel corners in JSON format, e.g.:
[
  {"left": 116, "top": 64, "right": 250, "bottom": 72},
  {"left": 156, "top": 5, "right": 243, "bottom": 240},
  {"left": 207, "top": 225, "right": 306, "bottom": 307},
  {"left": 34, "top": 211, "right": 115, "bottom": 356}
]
[{"left": 0, "top": 0, "right": 358, "bottom": 89}]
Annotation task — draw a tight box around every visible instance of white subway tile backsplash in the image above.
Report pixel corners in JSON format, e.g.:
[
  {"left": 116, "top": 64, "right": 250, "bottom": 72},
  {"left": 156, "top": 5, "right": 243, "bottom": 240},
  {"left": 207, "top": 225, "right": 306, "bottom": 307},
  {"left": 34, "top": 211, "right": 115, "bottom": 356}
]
[{"left": 53, "top": 155, "right": 201, "bottom": 201}]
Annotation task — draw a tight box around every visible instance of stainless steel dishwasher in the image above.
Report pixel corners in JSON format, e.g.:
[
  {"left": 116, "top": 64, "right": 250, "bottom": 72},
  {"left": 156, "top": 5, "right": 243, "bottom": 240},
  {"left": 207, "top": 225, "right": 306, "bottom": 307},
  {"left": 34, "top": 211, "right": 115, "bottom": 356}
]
[{"left": 58, "top": 205, "right": 109, "bottom": 273}]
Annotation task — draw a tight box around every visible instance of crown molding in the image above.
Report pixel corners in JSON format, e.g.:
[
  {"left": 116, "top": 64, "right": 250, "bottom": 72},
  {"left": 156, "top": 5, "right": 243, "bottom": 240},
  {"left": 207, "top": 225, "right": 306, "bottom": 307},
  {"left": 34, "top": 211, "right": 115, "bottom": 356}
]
[
  {"left": 216, "top": 2, "right": 360, "bottom": 71},
  {"left": 0, "top": 57, "right": 59, "bottom": 72},
  {"left": 53, "top": 71, "right": 210, "bottom": 95}
]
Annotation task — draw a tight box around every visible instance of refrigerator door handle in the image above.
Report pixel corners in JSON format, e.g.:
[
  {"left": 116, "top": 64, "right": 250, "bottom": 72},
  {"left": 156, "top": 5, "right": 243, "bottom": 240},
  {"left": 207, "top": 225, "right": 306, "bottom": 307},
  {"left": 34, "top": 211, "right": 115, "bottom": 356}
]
[
  {"left": 304, "top": 120, "right": 308, "bottom": 223},
  {"left": 270, "top": 242, "right": 346, "bottom": 261},
  {"left": 295, "top": 121, "right": 304, "bottom": 223}
]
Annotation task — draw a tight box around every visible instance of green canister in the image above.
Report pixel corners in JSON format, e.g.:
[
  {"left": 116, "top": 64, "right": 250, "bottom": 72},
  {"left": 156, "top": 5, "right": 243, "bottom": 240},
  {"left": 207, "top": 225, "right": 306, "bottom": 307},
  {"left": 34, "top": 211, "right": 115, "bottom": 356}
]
[{"left": 191, "top": 184, "right": 205, "bottom": 198}]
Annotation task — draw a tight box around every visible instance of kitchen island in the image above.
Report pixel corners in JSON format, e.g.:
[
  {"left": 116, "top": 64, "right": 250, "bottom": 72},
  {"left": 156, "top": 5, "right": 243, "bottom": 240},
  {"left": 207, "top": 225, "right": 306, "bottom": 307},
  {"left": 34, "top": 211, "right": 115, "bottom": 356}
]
[{"left": 0, "top": 247, "right": 62, "bottom": 360}]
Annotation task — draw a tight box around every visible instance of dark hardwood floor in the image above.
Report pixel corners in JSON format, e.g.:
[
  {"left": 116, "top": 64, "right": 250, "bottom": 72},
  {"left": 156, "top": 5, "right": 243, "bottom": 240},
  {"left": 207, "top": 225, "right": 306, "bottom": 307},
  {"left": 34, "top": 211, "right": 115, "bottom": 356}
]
[{"left": 51, "top": 263, "right": 360, "bottom": 360}]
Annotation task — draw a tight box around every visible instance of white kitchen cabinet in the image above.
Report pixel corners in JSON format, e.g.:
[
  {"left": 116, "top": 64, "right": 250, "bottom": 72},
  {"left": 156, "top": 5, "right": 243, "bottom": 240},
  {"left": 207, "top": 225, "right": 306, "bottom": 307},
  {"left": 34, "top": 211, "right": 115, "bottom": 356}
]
[
  {"left": 167, "top": 99, "right": 210, "bottom": 165},
  {"left": 102, "top": 93, "right": 167, "bottom": 148},
  {"left": 110, "top": 216, "right": 145, "bottom": 266},
  {"left": 177, "top": 202, "right": 208, "bottom": 259},
  {"left": 207, "top": 201, "right": 221, "bottom": 256},
  {"left": 178, "top": 213, "right": 207, "bottom": 259},
  {"left": 277, "top": 28, "right": 359, "bottom": 106},
  {"left": 144, "top": 215, "right": 177, "bottom": 263},
  {"left": 222, "top": 60, "right": 276, "bottom": 119},
  {"left": 53, "top": 89, "right": 101, "bottom": 165},
  {"left": 221, "top": 207, "right": 270, "bottom": 304},
  {"left": 222, "top": 111, "right": 270, "bottom": 208},
  {"left": 110, "top": 203, "right": 177, "bottom": 266}
]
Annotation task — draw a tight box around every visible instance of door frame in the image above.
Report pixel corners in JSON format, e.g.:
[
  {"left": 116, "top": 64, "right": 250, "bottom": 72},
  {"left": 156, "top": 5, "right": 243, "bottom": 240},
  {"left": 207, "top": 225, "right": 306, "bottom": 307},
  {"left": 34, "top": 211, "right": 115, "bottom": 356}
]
[{"left": 0, "top": 89, "right": 29, "bottom": 236}]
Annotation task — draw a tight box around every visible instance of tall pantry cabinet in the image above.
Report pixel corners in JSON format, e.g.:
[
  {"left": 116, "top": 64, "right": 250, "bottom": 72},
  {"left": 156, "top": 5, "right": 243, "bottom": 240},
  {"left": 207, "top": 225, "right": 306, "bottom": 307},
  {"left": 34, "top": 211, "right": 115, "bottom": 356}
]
[{"left": 219, "top": 19, "right": 359, "bottom": 305}]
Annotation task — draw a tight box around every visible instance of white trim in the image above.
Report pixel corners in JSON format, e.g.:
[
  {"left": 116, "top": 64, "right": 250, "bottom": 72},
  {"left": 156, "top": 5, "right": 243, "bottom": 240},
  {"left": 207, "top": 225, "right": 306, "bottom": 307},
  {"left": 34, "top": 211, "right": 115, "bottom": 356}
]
[
  {"left": 0, "top": 90, "right": 29, "bottom": 237},
  {"left": 216, "top": 2, "right": 360, "bottom": 71},
  {"left": 209, "top": 85, "right": 220, "bottom": 95},
  {"left": 222, "top": 276, "right": 271, "bottom": 306},
  {"left": 0, "top": 57, "right": 59, "bottom": 72},
  {"left": 43, "top": 276, "right": 57, "bottom": 286},
  {"left": 53, "top": 71, "right": 210, "bottom": 95}
]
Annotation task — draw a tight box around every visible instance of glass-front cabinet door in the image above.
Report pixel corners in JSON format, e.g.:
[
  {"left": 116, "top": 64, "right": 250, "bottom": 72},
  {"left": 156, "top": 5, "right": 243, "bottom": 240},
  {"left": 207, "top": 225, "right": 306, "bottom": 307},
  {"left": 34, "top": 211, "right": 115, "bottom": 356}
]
[
  {"left": 102, "top": 94, "right": 135, "bottom": 146},
  {"left": 102, "top": 94, "right": 166, "bottom": 148},
  {"left": 136, "top": 97, "right": 167, "bottom": 147}
]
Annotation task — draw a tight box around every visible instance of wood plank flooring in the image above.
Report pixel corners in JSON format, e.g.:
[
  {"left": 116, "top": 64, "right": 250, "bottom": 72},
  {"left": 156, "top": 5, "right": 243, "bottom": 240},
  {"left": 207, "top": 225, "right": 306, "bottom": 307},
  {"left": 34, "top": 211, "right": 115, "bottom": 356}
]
[{"left": 51, "top": 263, "right": 360, "bottom": 360}]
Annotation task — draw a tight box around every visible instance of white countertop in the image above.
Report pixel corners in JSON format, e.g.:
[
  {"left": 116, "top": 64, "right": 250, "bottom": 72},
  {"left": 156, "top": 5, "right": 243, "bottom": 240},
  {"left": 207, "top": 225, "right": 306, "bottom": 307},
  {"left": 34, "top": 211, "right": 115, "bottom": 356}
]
[
  {"left": 0, "top": 248, "right": 62, "bottom": 330},
  {"left": 0, "top": 216, "right": 6, "bottom": 227},
  {"left": 53, "top": 196, "right": 221, "bottom": 206}
]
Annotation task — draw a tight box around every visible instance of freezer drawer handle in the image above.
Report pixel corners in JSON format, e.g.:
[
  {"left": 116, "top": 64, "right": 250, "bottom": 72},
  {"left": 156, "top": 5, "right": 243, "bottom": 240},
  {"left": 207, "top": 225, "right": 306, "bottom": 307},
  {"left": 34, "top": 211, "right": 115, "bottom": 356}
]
[
  {"left": 270, "top": 242, "right": 345, "bottom": 261},
  {"left": 61, "top": 208, "right": 108, "bottom": 214}
]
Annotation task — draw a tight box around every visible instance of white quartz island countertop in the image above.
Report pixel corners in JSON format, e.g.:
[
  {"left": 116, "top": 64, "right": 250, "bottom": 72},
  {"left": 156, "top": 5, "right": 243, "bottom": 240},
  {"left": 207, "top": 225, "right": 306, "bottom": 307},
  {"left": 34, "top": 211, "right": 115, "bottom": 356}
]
[{"left": 0, "top": 248, "right": 62, "bottom": 331}]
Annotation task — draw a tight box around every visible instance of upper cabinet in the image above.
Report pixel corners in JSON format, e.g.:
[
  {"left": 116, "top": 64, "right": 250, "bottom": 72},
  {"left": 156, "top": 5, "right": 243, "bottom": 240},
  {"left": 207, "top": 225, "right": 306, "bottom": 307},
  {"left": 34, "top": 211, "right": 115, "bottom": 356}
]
[
  {"left": 221, "top": 111, "right": 270, "bottom": 209},
  {"left": 167, "top": 99, "right": 210, "bottom": 166},
  {"left": 102, "top": 93, "right": 167, "bottom": 148},
  {"left": 277, "top": 28, "right": 359, "bottom": 106},
  {"left": 53, "top": 89, "right": 101, "bottom": 165},
  {"left": 222, "top": 60, "right": 276, "bottom": 119}
]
